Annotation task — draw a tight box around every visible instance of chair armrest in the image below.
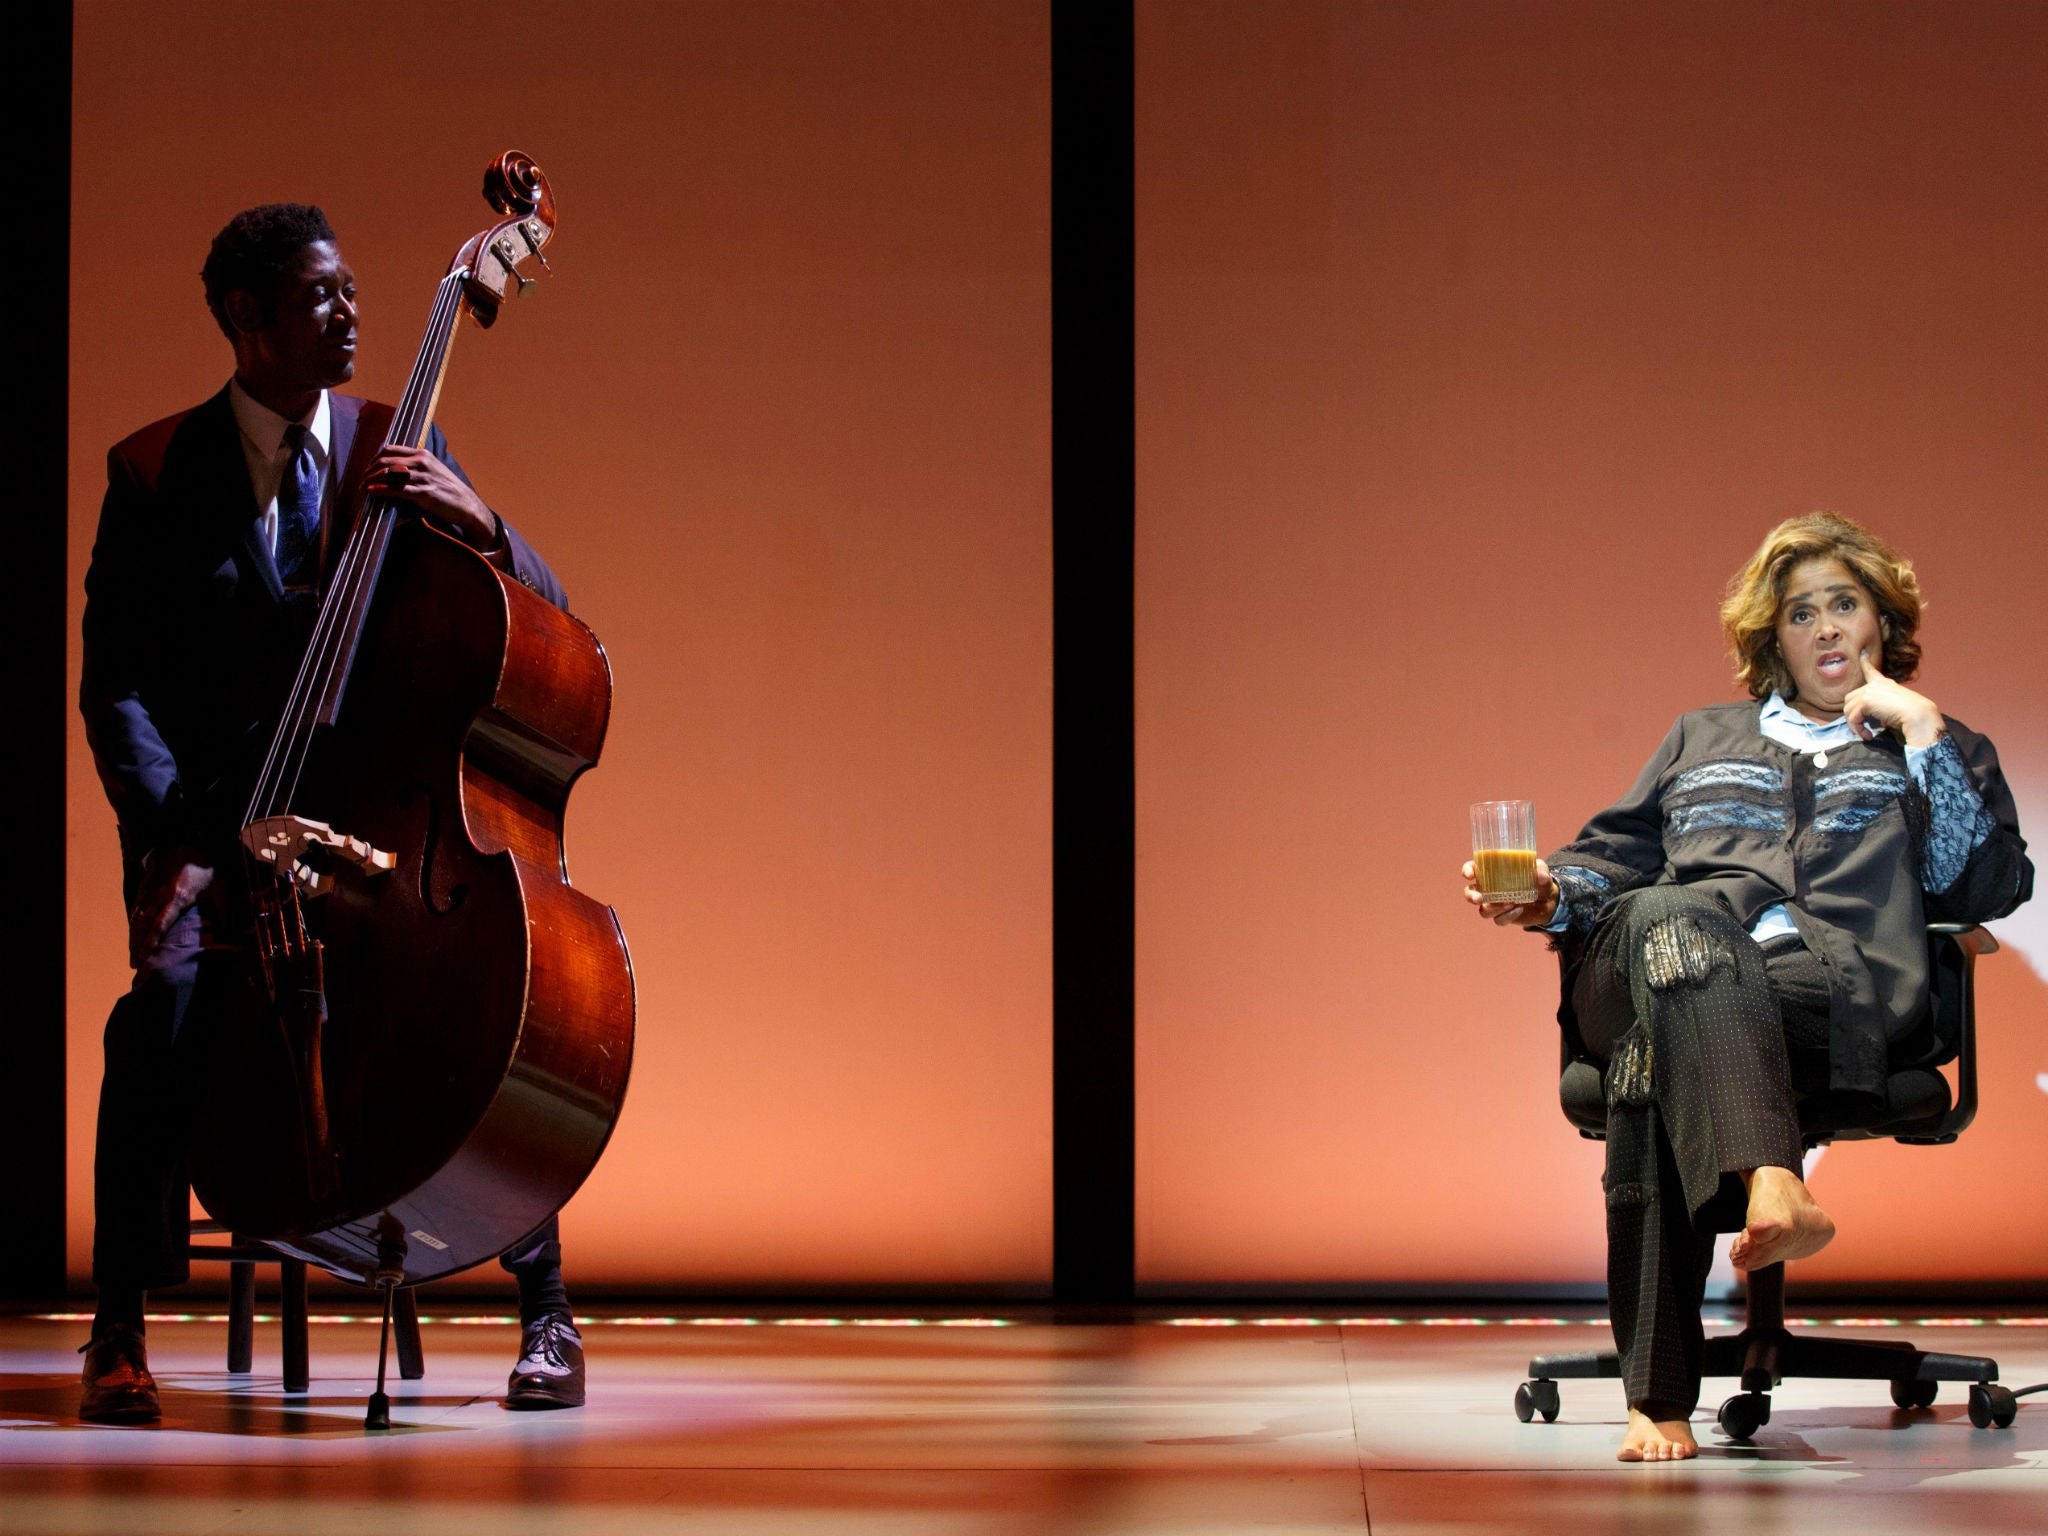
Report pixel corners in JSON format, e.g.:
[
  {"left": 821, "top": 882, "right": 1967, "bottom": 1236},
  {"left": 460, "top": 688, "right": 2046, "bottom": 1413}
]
[
  {"left": 1899, "top": 924, "right": 1992, "bottom": 1143},
  {"left": 1927, "top": 921, "right": 1998, "bottom": 955}
]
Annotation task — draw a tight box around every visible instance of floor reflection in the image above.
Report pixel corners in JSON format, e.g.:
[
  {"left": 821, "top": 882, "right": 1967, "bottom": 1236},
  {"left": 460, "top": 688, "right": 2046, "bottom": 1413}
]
[{"left": 0, "top": 1312, "right": 2040, "bottom": 1534}]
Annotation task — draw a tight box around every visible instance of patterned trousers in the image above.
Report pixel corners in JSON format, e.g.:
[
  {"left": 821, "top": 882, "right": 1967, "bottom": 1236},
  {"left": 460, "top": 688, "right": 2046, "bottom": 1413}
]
[{"left": 1571, "top": 885, "right": 1828, "bottom": 1418}]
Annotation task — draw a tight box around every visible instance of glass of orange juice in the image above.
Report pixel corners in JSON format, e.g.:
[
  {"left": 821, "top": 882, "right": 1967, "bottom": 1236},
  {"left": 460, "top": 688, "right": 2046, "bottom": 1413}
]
[{"left": 1469, "top": 800, "right": 1539, "bottom": 905}]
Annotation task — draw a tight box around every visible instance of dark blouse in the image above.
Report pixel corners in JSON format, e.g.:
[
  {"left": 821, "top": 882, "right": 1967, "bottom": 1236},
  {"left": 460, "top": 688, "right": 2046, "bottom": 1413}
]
[{"left": 1547, "top": 702, "right": 2031, "bottom": 1100}]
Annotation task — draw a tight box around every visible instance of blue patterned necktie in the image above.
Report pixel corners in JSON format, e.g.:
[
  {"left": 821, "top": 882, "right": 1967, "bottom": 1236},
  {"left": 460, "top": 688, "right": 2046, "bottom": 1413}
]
[{"left": 275, "top": 422, "right": 322, "bottom": 586}]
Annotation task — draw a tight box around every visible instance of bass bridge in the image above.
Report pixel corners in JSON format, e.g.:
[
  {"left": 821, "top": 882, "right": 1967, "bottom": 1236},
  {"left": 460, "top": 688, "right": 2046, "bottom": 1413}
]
[{"left": 241, "top": 814, "right": 396, "bottom": 895}]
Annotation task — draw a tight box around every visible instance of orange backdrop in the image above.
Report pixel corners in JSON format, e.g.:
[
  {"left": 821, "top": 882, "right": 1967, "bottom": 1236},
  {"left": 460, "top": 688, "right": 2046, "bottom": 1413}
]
[
  {"left": 68, "top": 1, "right": 2048, "bottom": 1296},
  {"left": 66, "top": 0, "right": 1053, "bottom": 1291},
  {"left": 1134, "top": 0, "right": 2048, "bottom": 1289}
]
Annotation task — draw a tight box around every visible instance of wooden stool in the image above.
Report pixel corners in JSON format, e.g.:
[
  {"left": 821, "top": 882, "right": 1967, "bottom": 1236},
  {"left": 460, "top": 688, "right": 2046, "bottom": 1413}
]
[{"left": 188, "top": 1221, "right": 424, "bottom": 1392}]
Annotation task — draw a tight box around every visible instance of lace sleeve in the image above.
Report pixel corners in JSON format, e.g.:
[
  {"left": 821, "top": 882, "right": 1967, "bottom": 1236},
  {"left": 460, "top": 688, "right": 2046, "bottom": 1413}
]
[
  {"left": 1549, "top": 863, "right": 1615, "bottom": 941},
  {"left": 1910, "top": 734, "right": 1997, "bottom": 895}
]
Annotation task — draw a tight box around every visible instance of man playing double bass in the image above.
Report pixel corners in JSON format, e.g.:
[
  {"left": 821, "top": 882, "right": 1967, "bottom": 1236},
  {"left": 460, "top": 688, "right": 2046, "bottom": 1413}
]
[{"left": 78, "top": 203, "right": 587, "bottom": 1423}]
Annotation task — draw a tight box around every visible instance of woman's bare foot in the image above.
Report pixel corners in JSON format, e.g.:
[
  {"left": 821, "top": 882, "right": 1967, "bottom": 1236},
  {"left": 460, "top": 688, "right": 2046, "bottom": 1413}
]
[
  {"left": 1619, "top": 1408, "right": 1698, "bottom": 1461},
  {"left": 1728, "top": 1165, "right": 1836, "bottom": 1272}
]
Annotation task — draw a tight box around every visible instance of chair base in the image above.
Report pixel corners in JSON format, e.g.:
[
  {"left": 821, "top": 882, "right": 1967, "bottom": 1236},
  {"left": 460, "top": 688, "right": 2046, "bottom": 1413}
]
[{"left": 1515, "top": 1263, "right": 2012, "bottom": 1436}]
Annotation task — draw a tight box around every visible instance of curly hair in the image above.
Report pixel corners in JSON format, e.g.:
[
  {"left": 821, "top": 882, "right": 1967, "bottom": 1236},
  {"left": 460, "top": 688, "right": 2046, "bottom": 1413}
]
[
  {"left": 200, "top": 203, "right": 336, "bottom": 341},
  {"left": 1719, "top": 513, "right": 1924, "bottom": 702}
]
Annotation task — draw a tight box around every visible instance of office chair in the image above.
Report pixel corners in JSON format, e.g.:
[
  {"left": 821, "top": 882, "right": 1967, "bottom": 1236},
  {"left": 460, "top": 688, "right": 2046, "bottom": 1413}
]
[{"left": 1514, "top": 924, "right": 2022, "bottom": 1438}]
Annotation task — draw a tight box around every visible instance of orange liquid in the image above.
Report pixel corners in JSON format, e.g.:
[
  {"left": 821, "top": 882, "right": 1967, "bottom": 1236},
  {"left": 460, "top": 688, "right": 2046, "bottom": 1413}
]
[{"left": 1473, "top": 847, "right": 1538, "bottom": 899}]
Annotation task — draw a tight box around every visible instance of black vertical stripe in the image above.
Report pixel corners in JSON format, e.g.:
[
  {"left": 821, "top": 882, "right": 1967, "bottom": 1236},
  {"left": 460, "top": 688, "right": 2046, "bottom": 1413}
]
[
  {"left": 1050, "top": 1, "right": 1135, "bottom": 1305},
  {"left": 6, "top": 0, "right": 73, "bottom": 1302}
]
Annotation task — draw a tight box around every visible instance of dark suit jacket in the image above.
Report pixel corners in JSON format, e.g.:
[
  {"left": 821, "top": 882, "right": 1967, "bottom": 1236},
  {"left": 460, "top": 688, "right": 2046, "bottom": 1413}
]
[{"left": 81, "top": 386, "right": 567, "bottom": 883}]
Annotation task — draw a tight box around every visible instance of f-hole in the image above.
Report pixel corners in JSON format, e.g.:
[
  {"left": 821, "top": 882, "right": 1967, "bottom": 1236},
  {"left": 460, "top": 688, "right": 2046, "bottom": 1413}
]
[{"left": 405, "top": 781, "right": 469, "bottom": 915}]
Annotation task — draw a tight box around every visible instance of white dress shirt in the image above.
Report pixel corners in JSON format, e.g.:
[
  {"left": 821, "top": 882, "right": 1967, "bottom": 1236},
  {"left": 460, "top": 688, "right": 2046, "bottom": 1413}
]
[{"left": 229, "top": 378, "right": 332, "bottom": 562}]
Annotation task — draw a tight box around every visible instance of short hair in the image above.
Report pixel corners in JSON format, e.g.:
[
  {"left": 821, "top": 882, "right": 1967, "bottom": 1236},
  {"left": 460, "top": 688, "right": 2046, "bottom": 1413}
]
[
  {"left": 1720, "top": 512, "right": 1924, "bottom": 702},
  {"left": 201, "top": 203, "right": 336, "bottom": 340}
]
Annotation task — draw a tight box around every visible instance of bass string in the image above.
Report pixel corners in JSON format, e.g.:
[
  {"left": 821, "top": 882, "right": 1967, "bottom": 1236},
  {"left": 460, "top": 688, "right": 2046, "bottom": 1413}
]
[
  {"left": 262, "top": 277, "right": 463, "bottom": 818},
  {"left": 256, "top": 319, "right": 444, "bottom": 823},
  {"left": 389, "top": 271, "right": 466, "bottom": 449},
  {"left": 245, "top": 343, "right": 418, "bottom": 824},
  {"left": 245, "top": 486, "right": 384, "bottom": 825},
  {"left": 266, "top": 271, "right": 470, "bottom": 818},
  {"left": 245, "top": 272, "right": 469, "bottom": 829},
  {"left": 246, "top": 481, "right": 390, "bottom": 825},
  {"left": 401, "top": 268, "right": 469, "bottom": 447},
  {"left": 273, "top": 503, "right": 398, "bottom": 809}
]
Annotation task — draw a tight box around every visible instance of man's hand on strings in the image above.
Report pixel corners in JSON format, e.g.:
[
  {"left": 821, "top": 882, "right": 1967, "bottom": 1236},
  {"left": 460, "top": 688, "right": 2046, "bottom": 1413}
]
[
  {"left": 129, "top": 848, "right": 215, "bottom": 968},
  {"left": 367, "top": 446, "right": 503, "bottom": 552}
]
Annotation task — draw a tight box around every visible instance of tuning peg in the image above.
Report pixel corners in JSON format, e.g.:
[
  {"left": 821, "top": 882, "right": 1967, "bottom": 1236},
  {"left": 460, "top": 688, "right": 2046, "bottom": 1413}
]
[
  {"left": 492, "top": 237, "right": 538, "bottom": 297},
  {"left": 519, "top": 219, "right": 553, "bottom": 271}
]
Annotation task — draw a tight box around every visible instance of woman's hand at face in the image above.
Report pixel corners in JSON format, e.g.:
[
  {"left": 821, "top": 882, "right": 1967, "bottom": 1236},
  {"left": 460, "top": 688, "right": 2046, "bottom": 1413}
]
[
  {"left": 1842, "top": 650, "right": 1944, "bottom": 749},
  {"left": 1462, "top": 857, "right": 1561, "bottom": 928}
]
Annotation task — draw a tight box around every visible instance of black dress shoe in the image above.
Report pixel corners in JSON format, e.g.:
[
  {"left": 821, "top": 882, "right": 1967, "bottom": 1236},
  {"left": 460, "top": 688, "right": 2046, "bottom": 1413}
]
[
  {"left": 505, "top": 1313, "right": 585, "bottom": 1409},
  {"left": 79, "top": 1325, "right": 160, "bottom": 1425}
]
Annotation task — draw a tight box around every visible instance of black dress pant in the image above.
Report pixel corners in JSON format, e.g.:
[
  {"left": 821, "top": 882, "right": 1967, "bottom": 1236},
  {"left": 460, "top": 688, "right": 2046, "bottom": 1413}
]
[
  {"left": 1570, "top": 885, "right": 1828, "bottom": 1418},
  {"left": 94, "top": 902, "right": 560, "bottom": 1296}
]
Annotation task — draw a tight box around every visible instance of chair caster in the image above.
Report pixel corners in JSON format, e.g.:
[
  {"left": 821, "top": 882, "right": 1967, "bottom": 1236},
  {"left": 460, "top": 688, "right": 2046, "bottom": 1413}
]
[
  {"left": 1889, "top": 1378, "right": 1938, "bottom": 1410},
  {"left": 1514, "top": 1379, "right": 1561, "bottom": 1423},
  {"left": 1717, "top": 1391, "right": 1771, "bottom": 1440},
  {"left": 1968, "top": 1384, "right": 2017, "bottom": 1428}
]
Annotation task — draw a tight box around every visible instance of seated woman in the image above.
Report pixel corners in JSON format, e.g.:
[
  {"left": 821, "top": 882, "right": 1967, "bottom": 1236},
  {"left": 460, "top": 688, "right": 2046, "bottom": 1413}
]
[{"left": 1464, "top": 513, "right": 2030, "bottom": 1462}]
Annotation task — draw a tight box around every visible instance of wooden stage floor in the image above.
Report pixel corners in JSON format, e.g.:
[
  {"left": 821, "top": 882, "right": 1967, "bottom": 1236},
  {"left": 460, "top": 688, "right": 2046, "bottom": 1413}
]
[{"left": 2, "top": 1306, "right": 2043, "bottom": 1534}]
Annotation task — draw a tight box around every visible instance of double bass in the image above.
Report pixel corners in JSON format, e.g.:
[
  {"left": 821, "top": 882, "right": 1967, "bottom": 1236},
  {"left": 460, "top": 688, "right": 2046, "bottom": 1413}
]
[{"left": 181, "top": 153, "right": 635, "bottom": 1304}]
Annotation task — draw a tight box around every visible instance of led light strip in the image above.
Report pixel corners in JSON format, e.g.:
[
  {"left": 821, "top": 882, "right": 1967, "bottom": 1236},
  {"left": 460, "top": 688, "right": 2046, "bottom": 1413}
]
[
  {"left": 23, "top": 1312, "right": 2047, "bottom": 1329},
  {"left": 25, "top": 1312, "right": 1014, "bottom": 1329},
  {"left": 1159, "top": 1315, "right": 2048, "bottom": 1329}
]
